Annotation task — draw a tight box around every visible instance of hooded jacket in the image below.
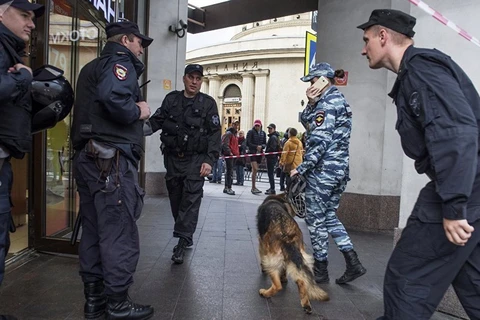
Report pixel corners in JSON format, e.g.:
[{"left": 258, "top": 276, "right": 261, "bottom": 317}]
[
  {"left": 222, "top": 127, "right": 239, "bottom": 156},
  {"left": 280, "top": 136, "right": 303, "bottom": 170}
]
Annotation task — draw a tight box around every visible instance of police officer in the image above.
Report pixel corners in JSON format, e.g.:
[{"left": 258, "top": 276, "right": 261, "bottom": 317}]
[
  {"left": 291, "top": 63, "right": 366, "bottom": 285},
  {"left": 358, "top": 9, "right": 480, "bottom": 320},
  {"left": 71, "top": 21, "right": 154, "bottom": 320},
  {"left": 148, "top": 64, "right": 221, "bottom": 264},
  {"left": 0, "top": 1, "right": 44, "bottom": 318}
]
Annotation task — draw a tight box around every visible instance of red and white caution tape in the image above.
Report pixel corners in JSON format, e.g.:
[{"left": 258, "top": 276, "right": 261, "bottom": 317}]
[
  {"left": 408, "top": 0, "right": 480, "bottom": 48},
  {"left": 222, "top": 150, "right": 297, "bottom": 159}
]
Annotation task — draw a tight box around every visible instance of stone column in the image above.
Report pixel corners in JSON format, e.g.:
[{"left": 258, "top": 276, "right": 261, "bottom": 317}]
[
  {"left": 208, "top": 75, "right": 222, "bottom": 122},
  {"left": 253, "top": 70, "right": 269, "bottom": 124},
  {"left": 201, "top": 78, "right": 209, "bottom": 95},
  {"left": 241, "top": 73, "right": 255, "bottom": 129}
]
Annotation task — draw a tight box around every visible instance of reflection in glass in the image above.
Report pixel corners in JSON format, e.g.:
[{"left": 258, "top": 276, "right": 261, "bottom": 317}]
[{"left": 45, "top": 0, "right": 100, "bottom": 239}]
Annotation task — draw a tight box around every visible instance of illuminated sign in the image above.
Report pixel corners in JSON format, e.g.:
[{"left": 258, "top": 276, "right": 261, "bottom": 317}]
[
  {"left": 85, "top": 0, "right": 115, "bottom": 22},
  {"left": 304, "top": 31, "right": 317, "bottom": 76}
]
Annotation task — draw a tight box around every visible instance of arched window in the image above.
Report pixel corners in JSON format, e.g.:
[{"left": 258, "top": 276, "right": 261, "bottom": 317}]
[{"left": 224, "top": 84, "right": 241, "bottom": 99}]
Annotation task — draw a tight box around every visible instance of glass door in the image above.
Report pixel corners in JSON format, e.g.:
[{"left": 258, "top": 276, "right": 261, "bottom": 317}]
[{"left": 32, "top": 0, "right": 106, "bottom": 254}]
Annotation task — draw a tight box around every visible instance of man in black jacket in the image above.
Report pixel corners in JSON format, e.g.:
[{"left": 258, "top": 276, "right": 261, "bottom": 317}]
[
  {"left": 148, "top": 64, "right": 221, "bottom": 264},
  {"left": 71, "top": 21, "right": 153, "bottom": 320},
  {"left": 265, "top": 123, "right": 280, "bottom": 194},
  {"left": 246, "top": 119, "right": 266, "bottom": 194},
  {"left": 0, "top": 0, "right": 44, "bottom": 310},
  {"left": 358, "top": 9, "right": 480, "bottom": 320}
]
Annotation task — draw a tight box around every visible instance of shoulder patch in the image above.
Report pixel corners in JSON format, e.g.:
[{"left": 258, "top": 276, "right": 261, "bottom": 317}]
[
  {"left": 212, "top": 115, "right": 220, "bottom": 126},
  {"left": 315, "top": 111, "right": 325, "bottom": 126},
  {"left": 408, "top": 91, "right": 421, "bottom": 117},
  {"left": 113, "top": 64, "right": 128, "bottom": 81}
]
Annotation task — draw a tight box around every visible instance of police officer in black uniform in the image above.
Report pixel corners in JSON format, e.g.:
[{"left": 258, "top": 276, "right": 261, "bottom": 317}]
[
  {"left": 71, "top": 21, "right": 154, "bottom": 320},
  {"left": 0, "top": 1, "right": 44, "bottom": 318},
  {"left": 148, "top": 64, "right": 221, "bottom": 264},
  {"left": 358, "top": 9, "right": 480, "bottom": 320}
]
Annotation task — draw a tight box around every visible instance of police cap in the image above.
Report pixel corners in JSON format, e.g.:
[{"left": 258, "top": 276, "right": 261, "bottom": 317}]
[
  {"left": 0, "top": 0, "right": 45, "bottom": 17},
  {"left": 184, "top": 64, "right": 204, "bottom": 76},
  {"left": 106, "top": 21, "right": 154, "bottom": 48},
  {"left": 357, "top": 9, "right": 416, "bottom": 38}
]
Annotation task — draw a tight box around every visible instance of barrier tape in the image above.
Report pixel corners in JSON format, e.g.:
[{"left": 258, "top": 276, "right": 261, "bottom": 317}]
[
  {"left": 408, "top": 0, "right": 480, "bottom": 48},
  {"left": 221, "top": 150, "right": 297, "bottom": 159}
]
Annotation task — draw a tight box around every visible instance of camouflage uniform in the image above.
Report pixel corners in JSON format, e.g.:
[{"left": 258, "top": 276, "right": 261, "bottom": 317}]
[{"left": 296, "top": 85, "right": 354, "bottom": 262}]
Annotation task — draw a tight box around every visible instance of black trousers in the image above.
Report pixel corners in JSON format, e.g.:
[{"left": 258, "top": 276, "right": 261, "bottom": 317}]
[
  {"left": 164, "top": 154, "right": 206, "bottom": 246},
  {"left": 166, "top": 177, "right": 204, "bottom": 246},
  {"left": 74, "top": 150, "right": 144, "bottom": 295},
  {"left": 0, "top": 160, "right": 12, "bottom": 287},
  {"left": 379, "top": 215, "right": 480, "bottom": 319},
  {"left": 266, "top": 157, "right": 276, "bottom": 190},
  {"left": 224, "top": 158, "right": 234, "bottom": 189}
]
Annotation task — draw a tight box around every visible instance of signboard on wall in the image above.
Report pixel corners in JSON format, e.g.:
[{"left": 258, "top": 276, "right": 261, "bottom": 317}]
[
  {"left": 85, "top": 0, "right": 116, "bottom": 22},
  {"left": 304, "top": 31, "right": 317, "bottom": 76}
]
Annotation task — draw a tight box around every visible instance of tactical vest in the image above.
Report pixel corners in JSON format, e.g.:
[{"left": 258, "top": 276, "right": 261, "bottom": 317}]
[
  {"left": 160, "top": 92, "right": 209, "bottom": 155},
  {"left": 72, "top": 54, "right": 143, "bottom": 150}
]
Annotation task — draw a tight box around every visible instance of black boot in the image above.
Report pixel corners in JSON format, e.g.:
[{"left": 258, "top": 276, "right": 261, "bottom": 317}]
[
  {"left": 336, "top": 250, "right": 367, "bottom": 284},
  {"left": 313, "top": 260, "right": 329, "bottom": 283},
  {"left": 83, "top": 281, "right": 106, "bottom": 319},
  {"left": 171, "top": 238, "right": 188, "bottom": 264},
  {"left": 105, "top": 292, "right": 154, "bottom": 320}
]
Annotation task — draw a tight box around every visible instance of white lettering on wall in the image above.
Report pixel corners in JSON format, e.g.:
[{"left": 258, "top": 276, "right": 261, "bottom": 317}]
[{"left": 86, "top": 0, "right": 115, "bottom": 22}]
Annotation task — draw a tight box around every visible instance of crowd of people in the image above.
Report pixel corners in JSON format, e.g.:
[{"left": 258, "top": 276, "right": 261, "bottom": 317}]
[{"left": 0, "top": 2, "right": 479, "bottom": 320}]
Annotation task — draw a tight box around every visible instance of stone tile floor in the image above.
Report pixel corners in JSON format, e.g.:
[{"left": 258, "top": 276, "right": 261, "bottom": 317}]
[{"left": 0, "top": 181, "right": 463, "bottom": 319}]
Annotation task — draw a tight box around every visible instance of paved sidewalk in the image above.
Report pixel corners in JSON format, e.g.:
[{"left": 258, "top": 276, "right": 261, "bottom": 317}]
[{"left": 0, "top": 181, "right": 463, "bottom": 319}]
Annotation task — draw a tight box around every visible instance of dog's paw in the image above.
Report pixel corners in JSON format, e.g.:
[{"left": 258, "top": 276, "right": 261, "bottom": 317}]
[
  {"left": 259, "top": 289, "right": 267, "bottom": 297},
  {"left": 303, "top": 305, "right": 312, "bottom": 314}
]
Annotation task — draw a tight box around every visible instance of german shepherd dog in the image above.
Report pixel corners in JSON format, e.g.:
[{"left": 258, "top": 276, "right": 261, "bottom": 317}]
[{"left": 257, "top": 193, "right": 329, "bottom": 313}]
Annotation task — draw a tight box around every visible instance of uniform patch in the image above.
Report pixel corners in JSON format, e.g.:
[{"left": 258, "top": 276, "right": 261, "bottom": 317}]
[
  {"left": 409, "top": 91, "right": 421, "bottom": 117},
  {"left": 315, "top": 111, "right": 325, "bottom": 126},
  {"left": 212, "top": 115, "right": 220, "bottom": 126},
  {"left": 113, "top": 64, "right": 128, "bottom": 81}
]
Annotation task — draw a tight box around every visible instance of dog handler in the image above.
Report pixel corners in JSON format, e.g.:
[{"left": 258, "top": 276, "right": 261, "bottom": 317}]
[
  {"left": 291, "top": 62, "right": 366, "bottom": 285},
  {"left": 358, "top": 9, "right": 480, "bottom": 319}
]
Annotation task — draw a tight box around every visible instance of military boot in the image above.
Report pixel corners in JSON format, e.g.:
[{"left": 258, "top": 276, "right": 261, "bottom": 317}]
[
  {"left": 313, "top": 260, "right": 329, "bottom": 283},
  {"left": 336, "top": 250, "right": 367, "bottom": 284},
  {"left": 83, "top": 280, "right": 106, "bottom": 319},
  {"left": 105, "top": 292, "right": 154, "bottom": 320},
  {"left": 171, "top": 237, "right": 188, "bottom": 264}
]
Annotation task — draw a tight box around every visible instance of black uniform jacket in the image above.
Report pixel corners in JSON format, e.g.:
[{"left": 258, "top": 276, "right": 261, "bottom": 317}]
[
  {"left": 71, "top": 42, "right": 144, "bottom": 152},
  {"left": 389, "top": 45, "right": 480, "bottom": 223},
  {"left": 149, "top": 90, "right": 221, "bottom": 167},
  {"left": 0, "top": 23, "right": 33, "bottom": 158}
]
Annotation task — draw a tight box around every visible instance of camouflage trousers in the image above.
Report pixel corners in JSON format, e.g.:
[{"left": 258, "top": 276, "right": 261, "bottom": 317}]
[{"left": 304, "top": 172, "right": 353, "bottom": 261}]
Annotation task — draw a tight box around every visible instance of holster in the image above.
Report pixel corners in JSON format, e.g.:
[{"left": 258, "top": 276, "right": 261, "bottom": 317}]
[{"left": 84, "top": 140, "right": 117, "bottom": 179}]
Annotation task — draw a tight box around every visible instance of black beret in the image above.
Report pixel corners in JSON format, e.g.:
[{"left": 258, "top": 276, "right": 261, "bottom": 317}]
[{"left": 357, "top": 9, "right": 416, "bottom": 38}]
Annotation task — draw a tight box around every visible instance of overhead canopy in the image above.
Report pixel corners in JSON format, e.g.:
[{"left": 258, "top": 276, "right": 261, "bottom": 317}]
[{"left": 187, "top": 0, "right": 318, "bottom": 33}]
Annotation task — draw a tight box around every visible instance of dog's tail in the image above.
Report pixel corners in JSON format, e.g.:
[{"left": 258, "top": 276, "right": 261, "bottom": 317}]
[{"left": 283, "top": 243, "right": 329, "bottom": 301}]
